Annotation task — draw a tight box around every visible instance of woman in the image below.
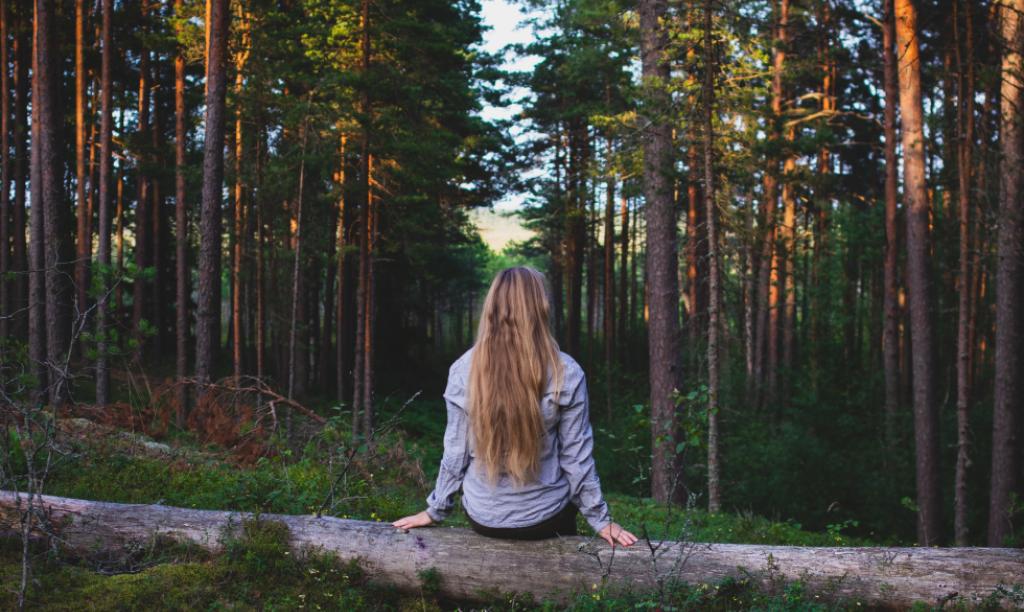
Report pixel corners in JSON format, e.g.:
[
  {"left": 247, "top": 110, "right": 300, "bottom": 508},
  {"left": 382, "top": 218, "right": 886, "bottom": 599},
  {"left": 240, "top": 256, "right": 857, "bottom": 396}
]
[{"left": 393, "top": 266, "right": 637, "bottom": 548}]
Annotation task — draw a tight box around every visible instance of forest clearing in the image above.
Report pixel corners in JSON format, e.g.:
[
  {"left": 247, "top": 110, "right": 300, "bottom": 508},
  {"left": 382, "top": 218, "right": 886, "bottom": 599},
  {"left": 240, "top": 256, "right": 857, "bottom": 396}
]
[{"left": 1, "top": 0, "right": 1024, "bottom": 608}]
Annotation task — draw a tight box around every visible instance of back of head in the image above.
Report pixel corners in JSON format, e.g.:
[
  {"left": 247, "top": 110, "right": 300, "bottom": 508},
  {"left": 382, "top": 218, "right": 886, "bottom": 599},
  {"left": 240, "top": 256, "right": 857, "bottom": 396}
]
[{"left": 468, "top": 266, "right": 564, "bottom": 486}]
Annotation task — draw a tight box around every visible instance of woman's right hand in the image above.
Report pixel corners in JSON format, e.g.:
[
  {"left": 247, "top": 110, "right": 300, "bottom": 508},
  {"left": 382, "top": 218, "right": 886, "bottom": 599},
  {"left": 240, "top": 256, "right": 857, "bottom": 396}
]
[
  {"left": 392, "top": 510, "right": 434, "bottom": 530},
  {"left": 598, "top": 522, "right": 638, "bottom": 547}
]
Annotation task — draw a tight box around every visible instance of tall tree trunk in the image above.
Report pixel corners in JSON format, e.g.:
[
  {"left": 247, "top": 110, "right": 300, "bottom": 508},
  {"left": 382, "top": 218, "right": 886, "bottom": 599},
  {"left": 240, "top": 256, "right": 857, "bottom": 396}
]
[
  {"left": 362, "top": 169, "right": 378, "bottom": 438},
  {"left": 895, "top": 0, "right": 941, "bottom": 546},
  {"left": 287, "top": 119, "right": 309, "bottom": 413},
  {"left": 174, "top": 0, "right": 188, "bottom": 421},
  {"left": 255, "top": 129, "right": 265, "bottom": 380},
  {"left": 618, "top": 192, "right": 629, "bottom": 355},
  {"left": 702, "top": 0, "right": 721, "bottom": 513},
  {"left": 988, "top": 0, "right": 1024, "bottom": 548},
  {"left": 639, "top": 0, "right": 682, "bottom": 504},
  {"left": 95, "top": 0, "right": 113, "bottom": 406},
  {"left": 195, "top": 0, "right": 229, "bottom": 385},
  {"left": 335, "top": 133, "right": 348, "bottom": 405},
  {"left": 953, "top": 0, "right": 975, "bottom": 547},
  {"left": 115, "top": 111, "right": 124, "bottom": 318},
  {"left": 231, "top": 8, "right": 249, "bottom": 382},
  {"left": 603, "top": 137, "right": 615, "bottom": 419},
  {"left": 74, "top": 0, "right": 89, "bottom": 317},
  {"left": 686, "top": 144, "right": 708, "bottom": 374},
  {"left": 881, "top": 0, "right": 900, "bottom": 451},
  {"left": 37, "top": 0, "right": 72, "bottom": 406},
  {"left": 28, "top": 0, "right": 45, "bottom": 403},
  {"left": 353, "top": 0, "right": 373, "bottom": 439},
  {"left": 150, "top": 73, "right": 164, "bottom": 357},
  {"left": 780, "top": 141, "right": 796, "bottom": 388}
]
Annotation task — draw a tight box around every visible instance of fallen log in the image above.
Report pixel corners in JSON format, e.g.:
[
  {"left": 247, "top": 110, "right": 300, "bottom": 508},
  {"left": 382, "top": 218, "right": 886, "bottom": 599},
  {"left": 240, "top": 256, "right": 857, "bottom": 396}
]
[{"left": 1, "top": 492, "right": 1021, "bottom": 607}]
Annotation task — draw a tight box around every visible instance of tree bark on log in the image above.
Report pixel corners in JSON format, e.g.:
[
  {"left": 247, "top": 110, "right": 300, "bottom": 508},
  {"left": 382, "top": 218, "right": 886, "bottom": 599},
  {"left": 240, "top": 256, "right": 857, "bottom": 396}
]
[{"left": 1, "top": 492, "right": 1021, "bottom": 607}]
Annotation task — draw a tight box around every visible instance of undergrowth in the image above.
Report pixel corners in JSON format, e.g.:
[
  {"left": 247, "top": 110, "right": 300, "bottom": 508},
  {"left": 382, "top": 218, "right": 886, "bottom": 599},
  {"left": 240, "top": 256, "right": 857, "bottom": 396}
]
[{"left": 7, "top": 399, "right": 1007, "bottom": 610}]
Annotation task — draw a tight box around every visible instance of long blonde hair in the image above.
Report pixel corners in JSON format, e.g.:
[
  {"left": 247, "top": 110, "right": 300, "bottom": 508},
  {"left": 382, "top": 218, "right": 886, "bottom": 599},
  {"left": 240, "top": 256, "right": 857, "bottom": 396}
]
[{"left": 468, "top": 266, "right": 564, "bottom": 486}]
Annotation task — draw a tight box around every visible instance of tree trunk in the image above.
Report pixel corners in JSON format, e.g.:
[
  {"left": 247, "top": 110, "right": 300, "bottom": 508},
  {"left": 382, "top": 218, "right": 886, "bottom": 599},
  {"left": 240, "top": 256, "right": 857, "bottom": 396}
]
[
  {"left": 255, "top": 131, "right": 266, "bottom": 380},
  {"left": 881, "top": 0, "right": 900, "bottom": 451},
  {"left": 603, "top": 137, "right": 615, "bottom": 419},
  {"left": 617, "top": 192, "right": 629, "bottom": 356},
  {"left": 702, "top": 0, "right": 721, "bottom": 513},
  {"left": 3, "top": 492, "right": 1022, "bottom": 608},
  {"left": 287, "top": 121, "right": 310, "bottom": 409},
  {"left": 988, "top": 0, "right": 1024, "bottom": 548},
  {"left": 28, "top": 0, "right": 45, "bottom": 404},
  {"left": 95, "top": 0, "right": 113, "bottom": 406},
  {"left": 37, "top": 0, "right": 72, "bottom": 406},
  {"left": 895, "top": 0, "right": 941, "bottom": 546},
  {"left": 174, "top": 0, "right": 189, "bottom": 421},
  {"left": 335, "top": 133, "right": 348, "bottom": 405},
  {"left": 362, "top": 169, "right": 378, "bottom": 438},
  {"left": 353, "top": 0, "right": 372, "bottom": 439},
  {"left": 231, "top": 9, "right": 250, "bottom": 382},
  {"left": 952, "top": 0, "right": 975, "bottom": 547},
  {"left": 74, "top": 0, "right": 89, "bottom": 318},
  {"left": 780, "top": 137, "right": 796, "bottom": 389},
  {"left": 195, "top": 0, "right": 230, "bottom": 385},
  {"left": 639, "top": 0, "right": 682, "bottom": 504}
]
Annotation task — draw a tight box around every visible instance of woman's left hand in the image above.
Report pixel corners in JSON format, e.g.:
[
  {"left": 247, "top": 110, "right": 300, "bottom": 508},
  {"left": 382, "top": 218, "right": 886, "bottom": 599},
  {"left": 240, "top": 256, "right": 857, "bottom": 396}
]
[{"left": 392, "top": 510, "right": 434, "bottom": 530}]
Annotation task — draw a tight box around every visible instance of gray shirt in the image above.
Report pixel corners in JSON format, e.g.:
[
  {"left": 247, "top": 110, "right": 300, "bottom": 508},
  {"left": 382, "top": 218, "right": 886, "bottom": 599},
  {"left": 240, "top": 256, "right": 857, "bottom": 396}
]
[{"left": 425, "top": 348, "right": 613, "bottom": 533}]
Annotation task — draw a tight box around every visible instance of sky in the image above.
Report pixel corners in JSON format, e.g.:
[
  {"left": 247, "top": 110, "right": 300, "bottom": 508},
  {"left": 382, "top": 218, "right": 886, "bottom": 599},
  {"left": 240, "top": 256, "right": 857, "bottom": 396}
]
[{"left": 469, "top": 0, "right": 543, "bottom": 252}]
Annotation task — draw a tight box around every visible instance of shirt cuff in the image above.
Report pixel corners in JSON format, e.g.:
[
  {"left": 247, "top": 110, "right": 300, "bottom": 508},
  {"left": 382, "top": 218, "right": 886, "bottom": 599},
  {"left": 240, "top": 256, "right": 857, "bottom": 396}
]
[
  {"left": 425, "top": 505, "right": 449, "bottom": 522},
  {"left": 581, "top": 502, "right": 612, "bottom": 533}
]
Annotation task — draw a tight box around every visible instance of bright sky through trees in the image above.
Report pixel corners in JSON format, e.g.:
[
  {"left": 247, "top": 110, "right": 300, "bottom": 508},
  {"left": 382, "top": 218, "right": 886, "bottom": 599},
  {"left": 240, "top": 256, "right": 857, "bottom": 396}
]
[{"left": 471, "top": 0, "right": 543, "bottom": 250}]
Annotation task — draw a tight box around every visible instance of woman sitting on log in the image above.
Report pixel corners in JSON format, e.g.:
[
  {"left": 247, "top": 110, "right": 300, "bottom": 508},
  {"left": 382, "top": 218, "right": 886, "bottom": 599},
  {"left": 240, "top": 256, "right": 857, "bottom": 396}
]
[{"left": 393, "top": 266, "right": 637, "bottom": 547}]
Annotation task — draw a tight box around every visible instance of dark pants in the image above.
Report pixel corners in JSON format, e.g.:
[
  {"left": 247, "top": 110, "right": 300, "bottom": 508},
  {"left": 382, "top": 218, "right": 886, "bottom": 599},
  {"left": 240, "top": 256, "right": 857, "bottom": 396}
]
[{"left": 466, "top": 502, "right": 579, "bottom": 540}]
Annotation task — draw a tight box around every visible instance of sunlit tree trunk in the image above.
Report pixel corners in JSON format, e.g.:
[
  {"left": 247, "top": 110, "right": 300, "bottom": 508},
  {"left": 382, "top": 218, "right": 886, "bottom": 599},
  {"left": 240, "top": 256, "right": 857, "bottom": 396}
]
[
  {"left": 988, "top": 0, "right": 1024, "bottom": 548},
  {"left": 362, "top": 168, "right": 378, "bottom": 438},
  {"left": 74, "top": 0, "right": 89, "bottom": 318},
  {"left": 231, "top": 8, "right": 250, "bottom": 382},
  {"left": 618, "top": 192, "right": 629, "bottom": 355},
  {"left": 174, "top": 0, "right": 188, "bottom": 421},
  {"left": 895, "top": 0, "right": 941, "bottom": 546},
  {"left": 335, "top": 133, "right": 348, "bottom": 405}
]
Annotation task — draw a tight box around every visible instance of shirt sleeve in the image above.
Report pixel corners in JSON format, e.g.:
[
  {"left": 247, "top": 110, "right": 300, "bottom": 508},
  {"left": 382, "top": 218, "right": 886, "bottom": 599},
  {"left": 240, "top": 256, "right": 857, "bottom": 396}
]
[
  {"left": 425, "top": 363, "right": 471, "bottom": 522},
  {"left": 557, "top": 367, "right": 613, "bottom": 533}
]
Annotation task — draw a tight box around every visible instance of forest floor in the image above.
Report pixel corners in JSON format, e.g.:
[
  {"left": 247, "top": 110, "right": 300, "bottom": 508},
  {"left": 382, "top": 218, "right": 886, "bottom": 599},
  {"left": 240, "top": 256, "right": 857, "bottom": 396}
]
[{"left": 1, "top": 393, "right": 951, "bottom": 611}]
